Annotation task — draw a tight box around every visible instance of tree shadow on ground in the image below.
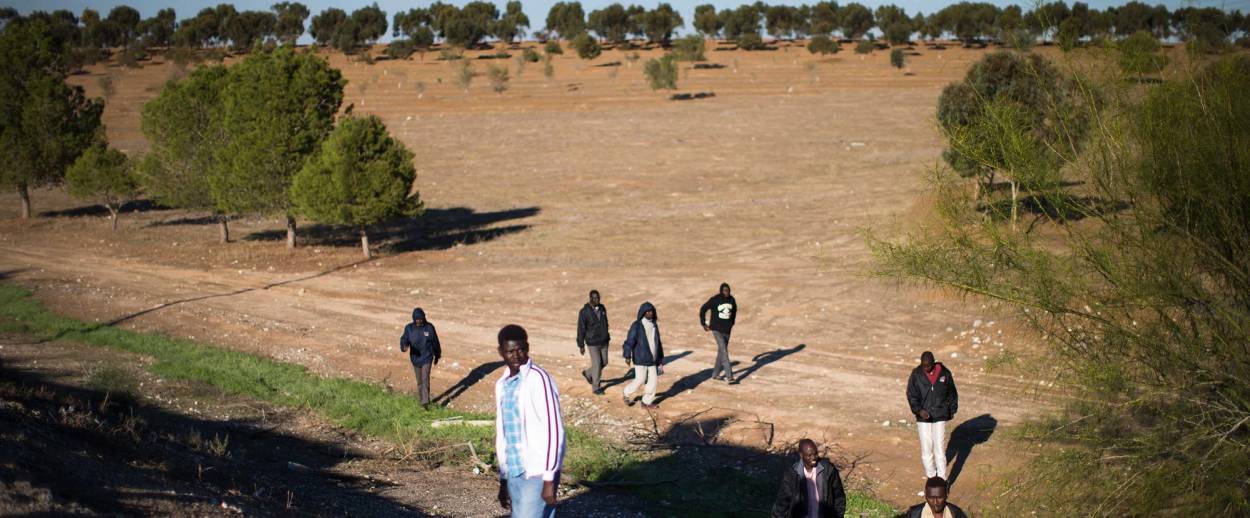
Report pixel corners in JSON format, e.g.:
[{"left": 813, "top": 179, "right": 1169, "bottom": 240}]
[
  {"left": 144, "top": 214, "right": 236, "bottom": 228},
  {"left": 40, "top": 199, "right": 168, "bottom": 218},
  {"left": 0, "top": 363, "right": 427, "bottom": 516},
  {"left": 433, "top": 360, "right": 504, "bottom": 406},
  {"left": 562, "top": 413, "right": 879, "bottom": 517},
  {"left": 243, "top": 206, "right": 540, "bottom": 254},
  {"left": 944, "top": 414, "right": 998, "bottom": 489},
  {"left": 733, "top": 344, "right": 806, "bottom": 384}
]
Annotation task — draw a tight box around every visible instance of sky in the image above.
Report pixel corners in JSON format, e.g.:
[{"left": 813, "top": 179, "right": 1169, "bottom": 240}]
[{"left": 5, "top": 0, "right": 1247, "bottom": 43}]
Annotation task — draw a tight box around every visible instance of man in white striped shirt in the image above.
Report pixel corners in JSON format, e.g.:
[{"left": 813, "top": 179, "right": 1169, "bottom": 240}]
[{"left": 495, "top": 324, "right": 566, "bottom": 517}]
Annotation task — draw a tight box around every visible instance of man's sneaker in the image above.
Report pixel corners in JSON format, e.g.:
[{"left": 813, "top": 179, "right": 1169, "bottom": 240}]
[
  {"left": 711, "top": 375, "right": 725, "bottom": 381},
  {"left": 581, "top": 371, "right": 593, "bottom": 386},
  {"left": 622, "top": 395, "right": 636, "bottom": 407},
  {"left": 726, "top": 376, "right": 739, "bottom": 384}
]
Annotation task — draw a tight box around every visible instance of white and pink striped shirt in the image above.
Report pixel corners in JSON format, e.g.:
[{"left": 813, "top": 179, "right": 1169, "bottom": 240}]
[{"left": 494, "top": 359, "right": 566, "bottom": 481}]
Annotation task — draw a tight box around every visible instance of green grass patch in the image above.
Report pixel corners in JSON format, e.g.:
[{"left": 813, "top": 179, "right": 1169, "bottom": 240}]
[{"left": 0, "top": 283, "right": 895, "bottom": 515}]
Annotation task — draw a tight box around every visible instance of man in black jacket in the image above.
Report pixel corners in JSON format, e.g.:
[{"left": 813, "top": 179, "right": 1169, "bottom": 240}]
[
  {"left": 906, "top": 351, "right": 958, "bottom": 481},
  {"left": 903, "top": 477, "right": 968, "bottom": 518},
  {"left": 699, "top": 283, "right": 738, "bottom": 383},
  {"left": 771, "top": 439, "right": 846, "bottom": 518},
  {"left": 576, "top": 290, "right": 610, "bottom": 395},
  {"left": 400, "top": 307, "right": 441, "bottom": 408}
]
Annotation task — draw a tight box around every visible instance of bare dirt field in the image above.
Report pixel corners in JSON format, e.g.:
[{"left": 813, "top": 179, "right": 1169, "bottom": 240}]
[{"left": 0, "top": 42, "right": 1065, "bottom": 510}]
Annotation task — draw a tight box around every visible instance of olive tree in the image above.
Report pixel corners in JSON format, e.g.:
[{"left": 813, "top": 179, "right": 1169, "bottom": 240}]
[
  {"left": 545, "top": 1, "right": 586, "bottom": 39},
  {"left": 211, "top": 47, "right": 344, "bottom": 249},
  {"left": 291, "top": 115, "right": 421, "bottom": 259},
  {"left": 65, "top": 142, "right": 139, "bottom": 232},
  {"left": 271, "top": 2, "right": 309, "bottom": 44}
]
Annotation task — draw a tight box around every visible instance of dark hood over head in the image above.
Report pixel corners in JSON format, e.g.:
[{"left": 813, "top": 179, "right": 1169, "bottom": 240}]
[
  {"left": 720, "top": 282, "right": 730, "bottom": 292},
  {"left": 636, "top": 301, "right": 656, "bottom": 320},
  {"left": 411, "top": 307, "right": 426, "bottom": 321}
]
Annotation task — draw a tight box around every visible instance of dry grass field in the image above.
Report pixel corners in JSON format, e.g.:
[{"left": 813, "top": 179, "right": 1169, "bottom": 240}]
[{"left": 0, "top": 41, "right": 1070, "bottom": 508}]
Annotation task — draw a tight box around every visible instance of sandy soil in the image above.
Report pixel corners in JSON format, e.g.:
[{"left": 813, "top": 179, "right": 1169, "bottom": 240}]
[{"left": 0, "top": 42, "right": 1065, "bottom": 509}]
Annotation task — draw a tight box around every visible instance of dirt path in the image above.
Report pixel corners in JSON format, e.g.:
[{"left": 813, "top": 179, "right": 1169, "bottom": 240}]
[{"left": 0, "top": 45, "right": 1060, "bottom": 509}]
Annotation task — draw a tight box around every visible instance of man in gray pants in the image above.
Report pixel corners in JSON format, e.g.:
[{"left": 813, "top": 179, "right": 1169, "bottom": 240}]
[
  {"left": 576, "top": 290, "right": 610, "bottom": 395},
  {"left": 700, "top": 283, "right": 738, "bottom": 384}
]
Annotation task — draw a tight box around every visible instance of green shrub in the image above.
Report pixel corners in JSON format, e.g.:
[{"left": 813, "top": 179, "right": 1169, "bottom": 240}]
[
  {"left": 571, "top": 32, "right": 601, "bottom": 59},
  {"left": 544, "top": 39, "right": 563, "bottom": 55},
  {"left": 643, "top": 53, "right": 678, "bottom": 91},
  {"left": 522, "top": 47, "right": 542, "bottom": 62},
  {"left": 736, "top": 33, "right": 765, "bottom": 50},
  {"left": 452, "top": 59, "right": 475, "bottom": 91},
  {"left": 1118, "top": 31, "right": 1168, "bottom": 76},
  {"left": 486, "top": 63, "right": 509, "bottom": 93},
  {"left": 890, "top": 48, "right": 905, "bottom": 69},
  {"left": 808, "top": 35, "right": 839, "bottom": 55},
  {"left": 854, "top": 39, "right": 875, "bottom": 54},
  {"left": 672, "top": 34, "right": 706, "bottom": 61},
  {"left": 386, "top": 40, "right": 415, "bottom": 60}
]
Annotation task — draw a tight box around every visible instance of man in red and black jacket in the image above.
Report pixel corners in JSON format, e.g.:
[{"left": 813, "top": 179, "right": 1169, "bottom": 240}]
[{"left": 906, "top": 351, "right": 958, "bottom": 483}]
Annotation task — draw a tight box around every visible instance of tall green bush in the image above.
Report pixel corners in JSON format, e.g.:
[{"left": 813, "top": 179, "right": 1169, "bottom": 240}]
[
  {"left": 643, "top": 53, "right": 678, "bottom": 91},
  {"left": 808, "top": 35, "right": 839, "bottom": 54},
  {"left": 672, "top": 34, "right": 706, "bottom": 61},
  {"left": 211, "top": 47, "right": 344, "bottom": 249},
  {"left": 571, "top": 32, "right": 601, "bottom": 59},
  {"left": 291, "top": 115, "right": 420, "bottom": 259},
  {"left": 0, "top": 19, "right": 103, "bottom": 219},
  {"left": 140, "top": 65, "right": 233, "bottom": 242}
]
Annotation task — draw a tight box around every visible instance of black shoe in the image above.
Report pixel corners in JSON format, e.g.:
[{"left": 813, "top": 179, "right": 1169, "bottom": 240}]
[
  {"left": 593, "top": 388, "right": 604, "bottom": 395},
  {"left": 622, "top": 395, "right": 636, "bottom": 406},
  {"left": 726, "top": 377, "right": 739, "bottom": 384},
  {"left": 712, "top": 375, "right": 725, "bottom": 381},
  {"left": 582, "top": 371, "right": 593, "bottom": 386}
]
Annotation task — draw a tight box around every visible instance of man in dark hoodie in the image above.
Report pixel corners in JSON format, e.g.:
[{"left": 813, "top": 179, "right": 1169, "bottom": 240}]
[
  {"left": 906, "top": 351, "right": 958, "bottom": 482},
  {"left": 622, "top": 302, "right": 663, "bottom": 409},
  {"left": 700, "top": 283, "right": 738, "bottom": 383},
  {"left": 576, "top": 290, "right": 610, "bottom": 395},
  {"left": 904, "top": 477, "right": 968, "bottom": 518},
  {"left": 400, "top": 308, "right": 441, "bottom": 407},
  {"left": 771, "top": 439, "right": 847, "bottom": 518}
]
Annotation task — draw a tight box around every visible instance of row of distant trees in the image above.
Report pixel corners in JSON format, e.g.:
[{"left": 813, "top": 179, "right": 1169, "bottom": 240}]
[
  {"left": 3, "top": 0, "right": 1246, "bottom": 62},
  {"left": 0, "top": 16, "right": 419, "bottom": 257}
]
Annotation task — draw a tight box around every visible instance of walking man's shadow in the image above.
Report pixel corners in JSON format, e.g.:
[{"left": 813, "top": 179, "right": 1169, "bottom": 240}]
[
  {"left": 433, "top": 361, "right": 504, "bottom": 406},
  {"left": 945, "top": 414, "right": 998, "bottom": 488},
  {"left": 733, "top": 343, "right": 806, "bottom": 383}
]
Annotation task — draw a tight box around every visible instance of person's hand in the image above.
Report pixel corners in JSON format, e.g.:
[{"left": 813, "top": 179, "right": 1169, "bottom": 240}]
[
  {"left": 578, "top": 346, "right": 585, "bottom": 356},
  {"left": 625, "top": 358, "right": 632, "bottom": 367},
  {"left": 542, "top": 480, "right": 557, "bottom": 505},
  {"left": 498, "top": 480, "right": 510, "bottom": 510},
  {"left": 919, "top": 409, "right": 930, "bottom": 420},
  {"left": 702, "top": 325, "right": 710, "bottom": 332},
  {"left": 434, "top": 357, "right": 440, "bottom": 366},
  {"left": 657, "top": 365, "right": 664, "bottom": 376},
  {"left": 400, "top": 346, "right": 408, "bottom": 353}
]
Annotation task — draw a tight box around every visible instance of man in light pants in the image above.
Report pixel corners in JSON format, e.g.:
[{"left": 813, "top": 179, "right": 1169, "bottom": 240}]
[
  {"left": 622, "top": 302, "right": 664, "bottom": 409},
  {"left": 700, "top": 283, "right": 738, "bottom": 383},
  {"left": 906, "top": 351, "right": 959, "bottom": 492}
]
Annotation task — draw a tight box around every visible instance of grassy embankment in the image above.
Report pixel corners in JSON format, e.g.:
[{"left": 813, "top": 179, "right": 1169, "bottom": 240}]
[{"left": 0, "top": 283, "right": 895, "bottom": 516}]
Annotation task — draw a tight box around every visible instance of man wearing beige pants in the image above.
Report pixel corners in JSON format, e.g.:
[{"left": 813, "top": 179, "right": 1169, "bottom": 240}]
[{"left": 622, "top": 302, "right": 663, "bottom": 410}]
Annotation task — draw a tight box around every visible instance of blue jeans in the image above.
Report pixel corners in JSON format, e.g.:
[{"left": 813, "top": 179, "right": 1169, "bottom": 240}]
[{"left": 506, "top": 474, "right": 556, "bottom": 518}]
